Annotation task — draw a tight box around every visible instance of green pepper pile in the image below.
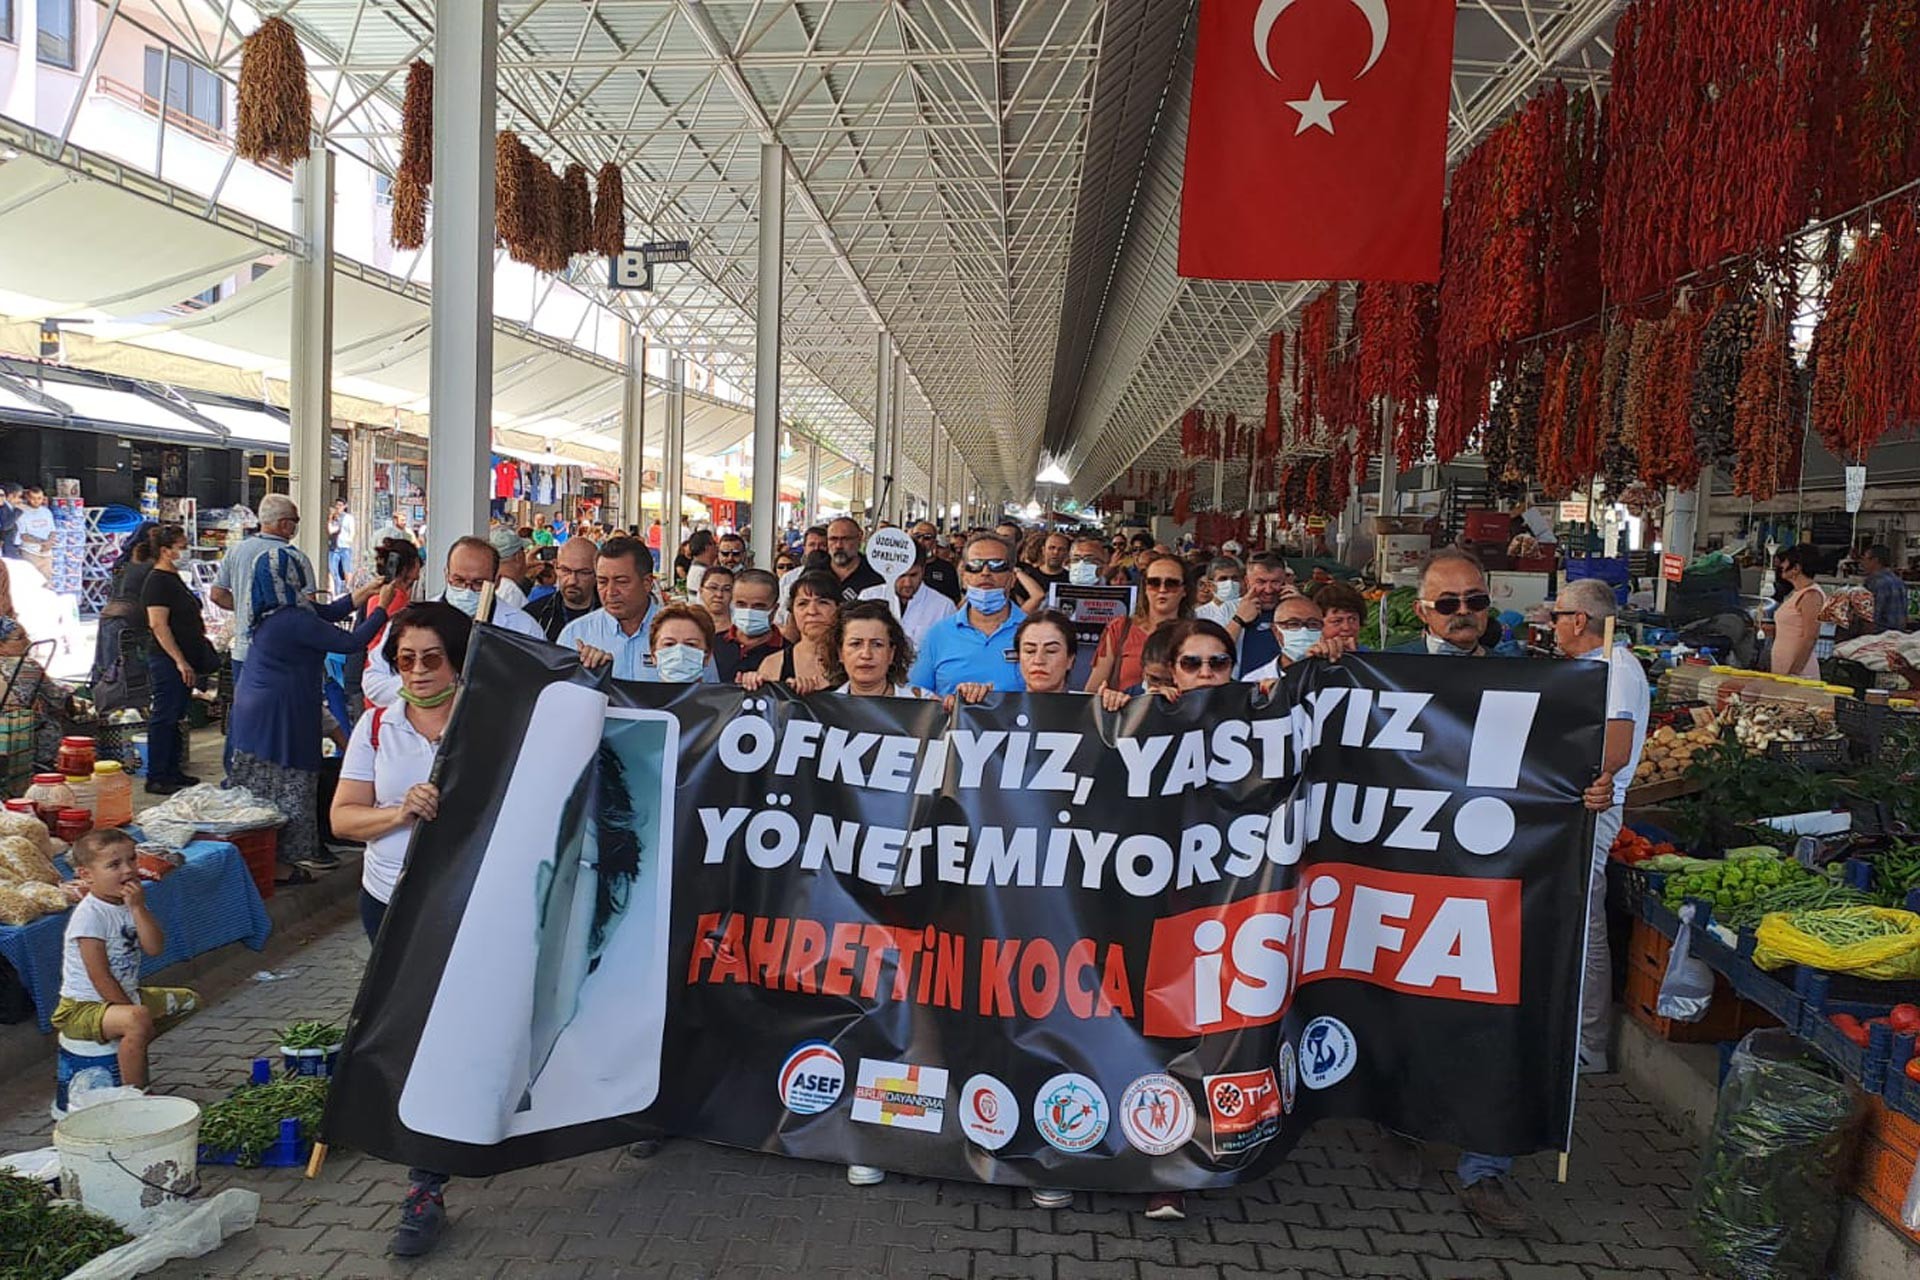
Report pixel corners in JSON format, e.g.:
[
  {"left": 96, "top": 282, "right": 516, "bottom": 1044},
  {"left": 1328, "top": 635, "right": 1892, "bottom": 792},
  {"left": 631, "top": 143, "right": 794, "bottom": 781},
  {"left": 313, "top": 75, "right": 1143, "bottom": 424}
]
[
  {"left": 1659, "top": 852, "right": 1807, "bottom": 922},
  {"left": 277, "top": 1020, "right": 345, "bottom": 1050},
  {"left": 0, "top": 1172, "right": 129, "bottom": 1279},
  {"left": 198, "top": 1076, "right": 330, "bottom": 1167}
]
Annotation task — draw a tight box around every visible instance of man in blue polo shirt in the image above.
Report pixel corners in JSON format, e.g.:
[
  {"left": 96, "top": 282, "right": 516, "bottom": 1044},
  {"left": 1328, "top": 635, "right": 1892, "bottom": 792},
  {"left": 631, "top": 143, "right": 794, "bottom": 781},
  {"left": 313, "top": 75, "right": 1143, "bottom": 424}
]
[
  {"left": 560, "top": 535, "right": 716, "bottom": 683},
  {"left": 908, "top": 534, "right": 1026, "bottom": 695}
]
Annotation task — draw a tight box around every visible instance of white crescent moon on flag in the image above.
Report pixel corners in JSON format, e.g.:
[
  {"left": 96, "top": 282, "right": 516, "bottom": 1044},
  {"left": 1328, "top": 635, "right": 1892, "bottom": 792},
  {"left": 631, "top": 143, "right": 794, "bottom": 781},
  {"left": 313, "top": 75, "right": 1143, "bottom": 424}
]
[{"left": 1254, "top": 0, "right": 1392, "bottom": 82}]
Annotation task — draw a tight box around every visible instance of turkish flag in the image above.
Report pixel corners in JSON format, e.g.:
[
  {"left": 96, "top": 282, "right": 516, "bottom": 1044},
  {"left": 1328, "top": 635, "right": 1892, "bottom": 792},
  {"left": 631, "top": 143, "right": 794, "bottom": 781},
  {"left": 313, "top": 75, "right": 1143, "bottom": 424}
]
[{"left": 1177, "top": 0, "right": 1455, "bottom": 283}]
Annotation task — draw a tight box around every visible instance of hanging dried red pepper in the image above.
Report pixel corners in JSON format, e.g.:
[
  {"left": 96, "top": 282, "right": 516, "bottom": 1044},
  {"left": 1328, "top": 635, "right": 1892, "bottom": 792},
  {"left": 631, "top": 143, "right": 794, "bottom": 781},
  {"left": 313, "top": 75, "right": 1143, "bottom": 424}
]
[{"left": 1732, "top": 293, "right": 1801, "bottom": 501}]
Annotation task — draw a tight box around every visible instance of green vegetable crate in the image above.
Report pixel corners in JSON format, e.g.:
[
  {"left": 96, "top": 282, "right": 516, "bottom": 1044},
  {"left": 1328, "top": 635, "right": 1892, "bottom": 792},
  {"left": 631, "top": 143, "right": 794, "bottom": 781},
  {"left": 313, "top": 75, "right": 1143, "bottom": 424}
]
[{"left": 200, "top": 1115, "right": 308, "bottom": 1168}]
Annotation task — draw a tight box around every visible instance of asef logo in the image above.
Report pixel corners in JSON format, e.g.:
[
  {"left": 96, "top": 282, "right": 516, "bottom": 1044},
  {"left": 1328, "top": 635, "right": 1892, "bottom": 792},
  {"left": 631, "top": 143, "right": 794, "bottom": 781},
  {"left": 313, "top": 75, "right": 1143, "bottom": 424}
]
[{"left": 776, "top": 1042, "right": 844, "bottom": 1115}]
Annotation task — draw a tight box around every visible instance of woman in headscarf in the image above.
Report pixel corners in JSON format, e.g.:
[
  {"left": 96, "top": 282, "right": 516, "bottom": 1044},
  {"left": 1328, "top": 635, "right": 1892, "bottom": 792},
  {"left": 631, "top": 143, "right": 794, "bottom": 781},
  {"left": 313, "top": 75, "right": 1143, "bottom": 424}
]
[{"left": 227, "top": 545, "right": 394, "bottom": 885}]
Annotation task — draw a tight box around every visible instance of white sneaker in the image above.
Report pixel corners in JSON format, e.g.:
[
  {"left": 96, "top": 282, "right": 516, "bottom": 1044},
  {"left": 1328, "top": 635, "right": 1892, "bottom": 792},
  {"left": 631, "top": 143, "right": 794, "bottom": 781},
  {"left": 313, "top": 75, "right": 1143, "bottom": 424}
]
[
  {"left": 846, "top": 1164, "right": 886, "bottom": 1186},
  {"left": 1577, "top": 1046, "right": 1611, "bottom": 1075},
  {"left": 1030, "top": 1188, "right": 1073, "bottom": 1209}
]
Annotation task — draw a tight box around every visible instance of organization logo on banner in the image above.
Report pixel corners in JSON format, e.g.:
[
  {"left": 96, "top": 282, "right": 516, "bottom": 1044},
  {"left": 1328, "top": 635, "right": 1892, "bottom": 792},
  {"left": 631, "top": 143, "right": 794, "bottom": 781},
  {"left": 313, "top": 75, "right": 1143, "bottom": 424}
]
[
  {"left": 1299, "top": 1017, "right": 1358, "bottom": 1090},
  {"left": 1118, "top": 1073, "right": 1196, "bottom": 1156},
  {"left": 776, "top": 1042, "right": 845, "bottom": 1115},
  {"left": 1033, "top": 1073, "right": 1109, "bottom": 1153},
  {"left": 851, "top": 1060, "right": 949, "bottom": 1133},
  {"left": 1277, "top": 1041, "right": 1299, "bottom": 1115},
  {"left": 1203, "top": 1069, "right": 1281, "bottom": 1157},
  {"left": 958, "top": 1074, "right": 1018, "bottom": 1151}
]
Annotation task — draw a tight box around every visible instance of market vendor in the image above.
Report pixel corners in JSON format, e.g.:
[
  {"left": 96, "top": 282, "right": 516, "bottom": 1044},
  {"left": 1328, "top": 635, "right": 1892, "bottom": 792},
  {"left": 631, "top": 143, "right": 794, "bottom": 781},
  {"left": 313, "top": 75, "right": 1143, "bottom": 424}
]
[
  {"left": 1549, "top": 578, "right": 1650, "bottom": 1079},
  {"left": 1862, "top": 544, "right": 1910, "bottom": 635}
]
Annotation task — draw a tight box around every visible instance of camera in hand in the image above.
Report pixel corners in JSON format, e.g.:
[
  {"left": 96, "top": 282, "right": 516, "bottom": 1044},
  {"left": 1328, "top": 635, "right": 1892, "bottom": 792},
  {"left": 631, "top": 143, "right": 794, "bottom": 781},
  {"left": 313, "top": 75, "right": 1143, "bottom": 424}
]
[{"left": 381, "top": 549, "right": 404, "bottom": 581}]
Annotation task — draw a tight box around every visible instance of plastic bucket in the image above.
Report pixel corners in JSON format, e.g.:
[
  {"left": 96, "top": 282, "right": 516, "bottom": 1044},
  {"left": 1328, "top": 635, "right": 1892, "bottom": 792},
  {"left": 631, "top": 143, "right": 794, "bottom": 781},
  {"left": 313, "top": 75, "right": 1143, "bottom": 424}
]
[
  {"left": 280, "top": 1044, "right": 343, "bottom": 1078},
  {"left": 53, "top": 1035, "right": 121, "bottom": 1119},
  {"left": 53, "top": 1095, "right": 201, "bottom": 1230}
]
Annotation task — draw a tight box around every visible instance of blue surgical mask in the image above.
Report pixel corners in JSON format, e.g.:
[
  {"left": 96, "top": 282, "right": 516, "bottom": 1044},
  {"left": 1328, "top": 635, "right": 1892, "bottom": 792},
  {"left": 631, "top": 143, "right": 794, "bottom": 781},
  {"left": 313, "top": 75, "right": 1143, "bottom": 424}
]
[
  {"left": 1215, "top": 579, "right": 1242, "bottom": 607},
  {"left": 444, "top": 586, "right": 481, "bottom": 617},
  {"left": 655, "top": 644, "right": 706, "bottom": 683},
  {"left": 967, "top": 586, "right": 1008, "bottom": 615},
  {"left": 1281, "top": 626, "right": 1322, "bottom": 662},
  {"left": 732, "top": 605, "right": 772, "bottom": 637},
  {"left": 1068, "top": 561, "right": 1100, "bottom": 587}
]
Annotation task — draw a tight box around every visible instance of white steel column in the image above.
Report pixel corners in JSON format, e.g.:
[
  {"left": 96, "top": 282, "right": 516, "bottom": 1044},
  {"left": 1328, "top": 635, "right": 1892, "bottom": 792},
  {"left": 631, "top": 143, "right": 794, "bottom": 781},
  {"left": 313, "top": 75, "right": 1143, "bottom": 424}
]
[
  {"left": 425, "top": 0, "right": 497, "bottom": 590},
  {"left": 873, "top": 332, "right": 893, "bottom": 526},
  {"left": 620, "top": 325, "right": 646, "bottom": 532},
  {"left": 663, "top": 351, "right": 686, "bottom": 581},
  {"left": 805, "top": 439, "right": 821, "bottom": 527},
  {"left": 289, "top": 151, "right": 333, "bottom": 571},
  {"left": 889, "top": 355, "right": 906, "bottom": 525},
  {"left": 928, "top": 426, "right": 941, "bottom": 531},
  {"left": 752, "top": 142, "right": 785, "bottom": 567}
]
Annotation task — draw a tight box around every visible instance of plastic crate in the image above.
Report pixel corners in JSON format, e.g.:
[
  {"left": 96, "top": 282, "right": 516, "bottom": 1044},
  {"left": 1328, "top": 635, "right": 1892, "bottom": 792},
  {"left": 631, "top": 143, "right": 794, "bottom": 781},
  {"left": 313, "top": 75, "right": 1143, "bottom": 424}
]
[
  {"left": 1725, "top": 933, "right": 1805, "bottom": 1027},
  {"left": 1885, "top": 1034, "right": 1920, "bottom": 1125},
  {"left": 199, "top": 1115, "right": 310, "bottom": 1168},
  {"left": 1622, "top": 918, "right": 1775, "bottom": 1044},
  {"left": 1762, "top": 737, "right": 1851, "bottom": 771},
  {"left": 198, "top": 825, "right": 278, "bottom": 900},
  {"left": 1795, "top": 971, "right": 1901, "bottom": 1089}
]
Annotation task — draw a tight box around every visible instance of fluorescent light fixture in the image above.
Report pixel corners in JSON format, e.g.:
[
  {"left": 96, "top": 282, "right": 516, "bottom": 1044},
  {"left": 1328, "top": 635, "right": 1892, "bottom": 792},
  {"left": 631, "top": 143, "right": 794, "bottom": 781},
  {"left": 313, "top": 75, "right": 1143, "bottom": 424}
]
[{"left": 1036, "top": 459, "right": 1071, "bottom": 486}]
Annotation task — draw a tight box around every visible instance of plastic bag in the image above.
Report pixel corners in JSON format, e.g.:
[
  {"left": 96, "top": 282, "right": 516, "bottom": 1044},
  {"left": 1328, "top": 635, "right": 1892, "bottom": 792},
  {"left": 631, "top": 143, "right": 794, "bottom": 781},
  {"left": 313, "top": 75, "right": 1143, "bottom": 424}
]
[
  {"left": 1658, "top": 904, "right": 1716, "bottom": 1022},
  {"left": 1905, "top": 1156, "right": 1920, "bottom": 1232},
  {"left": 1693, "top": 1028, "right": 1863, "bottom": 1279},
  {"left": 139, "top": 784, "right": 283, "bottom": 849},
  {"left": 64, "top": 1188, "right": 258, "bottom": 1279},
  {"left": 1753, "top": 907, "right": 1920, "bottom": 981}
]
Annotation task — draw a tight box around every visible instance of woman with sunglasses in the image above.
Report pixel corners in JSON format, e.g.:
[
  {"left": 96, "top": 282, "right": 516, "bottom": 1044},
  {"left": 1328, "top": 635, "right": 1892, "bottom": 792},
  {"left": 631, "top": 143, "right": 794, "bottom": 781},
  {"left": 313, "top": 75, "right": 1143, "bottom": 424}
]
[
  {"left": 1158, "top": 619, "right": 1237, "bottom": 695},
  {"left": 744, "top": 570, "right": 839, "bottom": 693},
  {"left": 328, "top": 601, "right": 472, "bottom": 1258},
  {"left": 1084, "top": 556, "right": 1191, "bottom": 693}
]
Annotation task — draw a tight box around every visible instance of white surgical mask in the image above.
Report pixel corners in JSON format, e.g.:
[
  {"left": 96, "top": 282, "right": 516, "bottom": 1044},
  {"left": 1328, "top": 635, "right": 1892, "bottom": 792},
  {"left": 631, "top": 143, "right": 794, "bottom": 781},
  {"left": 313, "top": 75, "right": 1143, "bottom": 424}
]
[
  {"left": 1281, "top": 626, "right": 1322, "bottom": 662},
  {"left": 732, "top": 605, "right": 772, "bottom": 637},
  {"left": 1215, "top": 579, "right": 1242, "bottom": 607},
  {"left": 444, "top": 586, "right": 481, "bottom": 617},
  {"left": 655, "top": 644, "right": 706, "bottom": 683},
  {"left": 1068, "top": 561, "right": 1100, "bottom": 587}
]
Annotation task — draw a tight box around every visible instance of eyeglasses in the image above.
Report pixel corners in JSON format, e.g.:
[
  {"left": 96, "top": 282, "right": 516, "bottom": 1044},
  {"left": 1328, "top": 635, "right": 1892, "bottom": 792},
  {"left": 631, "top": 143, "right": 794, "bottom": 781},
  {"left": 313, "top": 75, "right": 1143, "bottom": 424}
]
[
  {"left": 1550, "top": 610, "right": 1584, "bottom": 620},
  {"left": 1176, "top": 653, "right": 1234, "bottom": 673},
  {"left": 395, "top": 651, "right": 446, "bottom": 673},
  {"left": 962, "top": 558, "right": 1012, "bottom": 573},
  {"left": 1144, "top": 576, "right": 1185, "bottom": 591},
  {"left": 1274, "top": 618, "right": 1323, "bottom": 632},
  {"left": 1420, "top": 591, "right": 1493, "bottom": 616}
]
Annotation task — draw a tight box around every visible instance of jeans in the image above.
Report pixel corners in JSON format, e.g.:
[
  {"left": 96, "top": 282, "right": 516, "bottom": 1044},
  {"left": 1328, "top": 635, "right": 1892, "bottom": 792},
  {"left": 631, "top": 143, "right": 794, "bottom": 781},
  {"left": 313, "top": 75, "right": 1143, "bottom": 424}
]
[
  {"left": 358, "top": 890, "right": 446, "bottom": 1194},
  {"left": 146, "top": 652, "right": 189, "bottom": 782},
  {"left": 328, "top": 547, "right": 353, "bottom": 591},
  {"left": 222, "top": 659, "right": 242, "bottom": 775},
  {"left": 1583, "top": 805, "right": 1626, "bottom": 1064},
  {"left": 1458, "top": 1151, "right": 1513, "bottom": 1187}
]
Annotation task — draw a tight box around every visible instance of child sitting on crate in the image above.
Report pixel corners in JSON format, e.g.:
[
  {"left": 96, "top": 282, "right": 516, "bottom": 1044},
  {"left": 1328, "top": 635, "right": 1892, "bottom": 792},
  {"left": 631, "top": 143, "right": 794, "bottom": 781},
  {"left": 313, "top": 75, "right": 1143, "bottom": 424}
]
[{"left": 51, "top": 830, "right": 198, "bottom": 1088}]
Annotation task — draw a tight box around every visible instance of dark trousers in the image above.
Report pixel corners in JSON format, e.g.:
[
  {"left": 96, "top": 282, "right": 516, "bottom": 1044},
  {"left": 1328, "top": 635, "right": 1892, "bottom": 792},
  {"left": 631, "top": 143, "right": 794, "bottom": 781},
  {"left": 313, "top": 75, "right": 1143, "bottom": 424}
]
[
  {"left": 358, "top": 889, "right": 448, "bottom": 1194},
  {"left": 221, "top": 659, "right": 243, "bottom": 775},
  {"left": 146, "top": 653, "right": 189, "bottom": 783}
]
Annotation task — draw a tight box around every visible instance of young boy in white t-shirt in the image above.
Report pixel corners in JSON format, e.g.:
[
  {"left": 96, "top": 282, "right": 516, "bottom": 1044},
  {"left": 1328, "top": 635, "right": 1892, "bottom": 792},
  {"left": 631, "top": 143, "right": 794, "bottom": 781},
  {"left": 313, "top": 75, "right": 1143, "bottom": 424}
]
[{"left": 51, "top": 830, "right": 199, "bottom": 1087}]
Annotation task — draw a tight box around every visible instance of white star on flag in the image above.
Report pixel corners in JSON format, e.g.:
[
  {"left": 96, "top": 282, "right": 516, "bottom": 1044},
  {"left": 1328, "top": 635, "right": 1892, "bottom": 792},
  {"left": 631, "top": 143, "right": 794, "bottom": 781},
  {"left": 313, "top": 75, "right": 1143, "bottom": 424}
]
[{"left": 1286, "top": 81, "right": 1346, "bottom": 135}]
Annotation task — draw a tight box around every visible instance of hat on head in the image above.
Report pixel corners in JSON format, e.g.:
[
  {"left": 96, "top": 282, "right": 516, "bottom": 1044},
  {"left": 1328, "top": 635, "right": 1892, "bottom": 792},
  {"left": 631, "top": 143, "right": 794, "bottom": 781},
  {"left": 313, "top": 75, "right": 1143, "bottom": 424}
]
[{"left": 489, "top": 529, "right": 530, "bottom": 558}]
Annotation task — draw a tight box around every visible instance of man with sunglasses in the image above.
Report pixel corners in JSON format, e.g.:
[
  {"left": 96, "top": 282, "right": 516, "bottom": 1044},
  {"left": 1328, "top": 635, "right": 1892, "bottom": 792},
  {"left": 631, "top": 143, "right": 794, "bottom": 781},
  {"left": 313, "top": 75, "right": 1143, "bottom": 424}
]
[
  {"left": 1388, "top": 549, "right": 1521, "bottom": 657},
  {"left": 908, "top": 535, "right": 1026, "bottom": 696},
  {"left": 363, "top": 537, "right": 546, "bottom": 707},
  {"left": 910, "top": 520, "right": 961, "bottom": 602},
  {"left": 1375, "top": 547, "right": 1531, "bottom": 1234}
]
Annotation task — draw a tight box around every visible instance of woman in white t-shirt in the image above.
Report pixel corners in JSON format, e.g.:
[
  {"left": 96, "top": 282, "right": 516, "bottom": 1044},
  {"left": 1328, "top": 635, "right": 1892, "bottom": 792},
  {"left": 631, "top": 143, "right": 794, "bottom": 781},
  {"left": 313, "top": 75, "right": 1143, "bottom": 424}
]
[
  {"left": 325, "top": 600, "right": 470, "bottom": 1258},
  {"left": 329, "top": 601, "right": 470, "bottom": 941}
]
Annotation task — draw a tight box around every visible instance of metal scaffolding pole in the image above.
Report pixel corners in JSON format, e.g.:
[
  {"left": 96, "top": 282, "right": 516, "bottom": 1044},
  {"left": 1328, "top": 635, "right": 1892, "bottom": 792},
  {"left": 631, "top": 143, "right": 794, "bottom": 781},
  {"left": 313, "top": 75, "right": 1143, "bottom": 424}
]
[
  {"left": 928, "top": 426, "right": 941, "bottom": 531},
  {"left": 872, "top": 332, "right": 893, "bottom": 527},
  {"left": 620, "top": 325, "right": 646, "bottom": 532},
  {"left": 424, "top": 0, "right": 496, "bottom": 590},
  {"left": 751, "top": 142, "right": 785, "bottom": 567},
  {"left": 288, "top": 151, "right": 333, "bottom": 573},
  {"left": 889, "top": 354, "right": 906, "bottom": 525},
  {"left": 663, "top": 350, "right": 686, "bottom": 582},
  {"left": 805, "top": 439, "right": 821, "bottom": 528}
]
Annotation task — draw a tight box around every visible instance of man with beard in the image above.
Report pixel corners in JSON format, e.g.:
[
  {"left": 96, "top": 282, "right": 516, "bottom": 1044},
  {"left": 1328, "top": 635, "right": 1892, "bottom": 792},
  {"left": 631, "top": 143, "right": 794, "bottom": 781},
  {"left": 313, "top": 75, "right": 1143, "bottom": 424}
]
[
  {"left": 774, "top": 524, "right": 830, "bottom": 625},
  {"left": 528, "top": 537, "right": 600, "bottom": 641},
  {"left": 910, "top": 519, "right": 961, "bottom": 602},
  {"left": 824, "top": 516, "right": 887, "bottom": 602}
]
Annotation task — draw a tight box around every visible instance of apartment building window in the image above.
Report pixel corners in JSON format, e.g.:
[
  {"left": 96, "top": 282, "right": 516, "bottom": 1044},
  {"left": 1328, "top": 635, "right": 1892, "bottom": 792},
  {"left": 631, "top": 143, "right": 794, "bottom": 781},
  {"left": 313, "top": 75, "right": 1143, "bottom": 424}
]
[
  {"left": 143, "top": 47, "right": 225, "bottom": 133},
  {"left": 1, "top": 1, "right": 16, "bottom": 45},
  {"left": 38, "top": 0, "right": 75, "bottom": 69}
]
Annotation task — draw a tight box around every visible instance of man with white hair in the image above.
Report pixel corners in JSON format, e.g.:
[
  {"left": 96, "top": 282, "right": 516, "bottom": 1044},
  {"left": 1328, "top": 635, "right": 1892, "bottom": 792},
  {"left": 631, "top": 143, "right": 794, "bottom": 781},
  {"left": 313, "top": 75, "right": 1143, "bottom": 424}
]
[
  {"left": 1550, "top": 576, "right": 1650, "bottom": 1077},
  {"left": 211, "top": 494, "right": 306, "bottom": 678}
]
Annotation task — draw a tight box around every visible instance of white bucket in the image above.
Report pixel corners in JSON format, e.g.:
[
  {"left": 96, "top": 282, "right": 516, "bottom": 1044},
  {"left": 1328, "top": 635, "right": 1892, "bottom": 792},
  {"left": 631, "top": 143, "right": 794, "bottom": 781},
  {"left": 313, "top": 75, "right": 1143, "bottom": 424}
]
[{"left": 52, "top": 1096, "right": 201, "bottom": 1230}]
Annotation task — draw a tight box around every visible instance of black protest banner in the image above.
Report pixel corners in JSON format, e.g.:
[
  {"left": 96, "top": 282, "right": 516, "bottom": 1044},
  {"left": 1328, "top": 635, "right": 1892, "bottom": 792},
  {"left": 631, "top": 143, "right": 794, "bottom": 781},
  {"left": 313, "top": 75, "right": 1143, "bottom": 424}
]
[{"left": 325, "top": 626, "right": 1605, "bottom": 1187}]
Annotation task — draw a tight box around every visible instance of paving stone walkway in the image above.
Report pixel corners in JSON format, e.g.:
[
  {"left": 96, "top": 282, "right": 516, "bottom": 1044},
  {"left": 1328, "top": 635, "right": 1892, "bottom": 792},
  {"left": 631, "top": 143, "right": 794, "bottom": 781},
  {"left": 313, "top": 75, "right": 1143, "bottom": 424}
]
[{"left": 0, "top": 916, "right": 1708, "bottom": 1279}]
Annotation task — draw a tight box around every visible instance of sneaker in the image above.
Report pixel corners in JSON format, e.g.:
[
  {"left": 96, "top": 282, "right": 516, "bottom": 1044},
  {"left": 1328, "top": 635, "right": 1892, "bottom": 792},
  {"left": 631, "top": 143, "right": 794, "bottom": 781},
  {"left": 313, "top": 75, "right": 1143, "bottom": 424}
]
[
  {"left": 846, "top": 1164, "right": 886, "bottom": 1186},
  {"left": 1577, "top": 1045, "right": 1612, "bottom": 1075},
  {"left": 388, "top": 1184, "right": 447, "bottom": 1258},
  {"left": 296, "top": 849, "right": 342, "bottom": 872},
  {"left": 1030, "top": 1188, "right": 1072, "bottom": 1210},
  {"left": 1142, "top": 1192, "right": 1186, "bottom": 1221},
  {"left": 1373, "top": 1133, "right": 1425, "bottom": 1190},
  {"left": 625, "top": 1139, "right": 663, "bottom": 1159},
  {"left": 1460, "top": 1177, "right": 1534, "bottom": 1236}
]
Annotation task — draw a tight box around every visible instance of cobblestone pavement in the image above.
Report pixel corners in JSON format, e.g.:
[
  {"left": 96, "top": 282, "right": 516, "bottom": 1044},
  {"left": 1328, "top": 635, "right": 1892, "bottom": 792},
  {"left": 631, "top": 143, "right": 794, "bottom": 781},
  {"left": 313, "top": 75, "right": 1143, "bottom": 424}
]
[{"left": 0, "top": 916, "right": 1708, "bottom": 1279}]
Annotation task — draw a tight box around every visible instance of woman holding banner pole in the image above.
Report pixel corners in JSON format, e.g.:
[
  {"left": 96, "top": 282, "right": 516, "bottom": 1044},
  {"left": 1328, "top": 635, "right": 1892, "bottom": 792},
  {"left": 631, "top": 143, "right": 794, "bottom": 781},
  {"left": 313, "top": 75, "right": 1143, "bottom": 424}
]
[{"left": 328, "top": 602, "right": 472, "bottom": 1259}]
